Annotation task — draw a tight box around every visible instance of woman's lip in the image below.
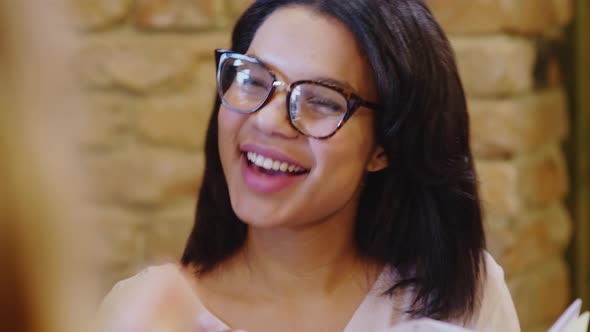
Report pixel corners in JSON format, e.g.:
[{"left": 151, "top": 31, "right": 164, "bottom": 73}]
[
  {"left": 239, "top": 143, "right": 310, "bottom": 170},
  {"left": 240, "top": 154, "right": 307, "bottom": 194}
]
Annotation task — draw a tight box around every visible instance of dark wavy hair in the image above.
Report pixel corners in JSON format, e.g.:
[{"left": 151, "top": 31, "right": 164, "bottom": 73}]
[{"left": 182, "top": 0, "right": 486, "bottom": 321}]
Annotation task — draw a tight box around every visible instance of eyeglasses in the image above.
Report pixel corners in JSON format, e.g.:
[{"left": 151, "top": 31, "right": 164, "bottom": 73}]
[{"left": 215, "top": 49, "right": 379, "bottom": 139}]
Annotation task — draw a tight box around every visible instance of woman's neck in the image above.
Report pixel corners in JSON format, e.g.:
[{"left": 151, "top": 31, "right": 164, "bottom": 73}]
[{"left": 232, "top": 212, "right": 379, "bottom": 300}]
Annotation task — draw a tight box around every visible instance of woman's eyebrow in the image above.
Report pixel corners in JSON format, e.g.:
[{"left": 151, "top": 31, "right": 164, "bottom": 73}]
[
  {"left": 246, "top": 52, "right": 358, "bottom": 92},
  {"left": 313, "top": 77, "right": 356, "bottom": 91}
]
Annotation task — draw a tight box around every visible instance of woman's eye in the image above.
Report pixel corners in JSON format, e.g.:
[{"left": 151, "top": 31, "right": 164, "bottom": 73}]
[
  {"left": 236, "top": 71, "right": 267, "bottom": 89},
  {"left": 308, "top": 98, "right": 344, "bottom": 113}
]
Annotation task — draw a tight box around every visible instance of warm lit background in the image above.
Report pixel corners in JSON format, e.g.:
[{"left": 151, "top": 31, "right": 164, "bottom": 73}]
[{"left": 9, "top": 1, "right": 587, "bottom": 331}]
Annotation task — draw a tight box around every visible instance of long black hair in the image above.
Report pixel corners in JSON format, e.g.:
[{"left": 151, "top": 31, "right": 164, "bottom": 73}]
[{"left": 182, "top": 0, "right": 486, "bottom": 321}]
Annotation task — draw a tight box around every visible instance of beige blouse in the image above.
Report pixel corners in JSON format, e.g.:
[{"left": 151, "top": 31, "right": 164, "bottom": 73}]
[{"left": 99, "top": 252, "right": 520, "bottom": 332}]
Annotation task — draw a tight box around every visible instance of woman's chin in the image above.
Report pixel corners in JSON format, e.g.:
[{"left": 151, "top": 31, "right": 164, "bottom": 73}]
[{"left": 237, "top": 214, "right": 287, "bottom": 229}]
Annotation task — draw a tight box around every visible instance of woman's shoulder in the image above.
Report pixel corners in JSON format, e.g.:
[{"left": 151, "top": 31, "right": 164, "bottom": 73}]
[
  {"left": 479, "top": 250, "right": 513, "bottom": 308},
  {"left": 102, "top": 264, "right": 191, "bottom": 305},
  {"left": 110, "top": 264, "right": 186, "bottom": 293},
  {"left": 96, "top": 263, "right": 206, "bottom": 331},
  {"left": 481, "top": 251, "right": 505, "bottom": 282},
  {"left": 362, "top": 251, "right": 520, "bottom": 331},
  {"left": 471, "top": 251, "right": 521, "bottom": 331}
]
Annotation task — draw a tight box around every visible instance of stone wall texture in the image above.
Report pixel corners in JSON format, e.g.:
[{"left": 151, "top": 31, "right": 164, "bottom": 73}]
[{"left": 69, "top": 1, "right": 573, "bottom": 331}]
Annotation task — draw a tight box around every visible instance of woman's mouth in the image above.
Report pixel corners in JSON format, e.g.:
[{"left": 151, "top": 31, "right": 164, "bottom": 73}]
[
  {"left": 245, "top": 151, "right": 309, "bottom": 176},
  {"left": 240, "top": 151, "right": 310, "bottom": 194}
]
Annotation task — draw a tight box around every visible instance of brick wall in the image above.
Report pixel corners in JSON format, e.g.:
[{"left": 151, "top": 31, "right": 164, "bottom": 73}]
[{"left": 69, "top": 1, "right": 572, "bottom": 331}]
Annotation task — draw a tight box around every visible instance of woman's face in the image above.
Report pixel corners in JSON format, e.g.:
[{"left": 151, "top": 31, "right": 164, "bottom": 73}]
[{"left": 218, "top": 6, "right": 384, "bottom": 229}]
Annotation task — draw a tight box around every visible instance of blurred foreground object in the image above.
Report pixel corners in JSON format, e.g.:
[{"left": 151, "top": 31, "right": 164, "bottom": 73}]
[{"left": 0, "top": 0, "right": 99, "bottom": 331}]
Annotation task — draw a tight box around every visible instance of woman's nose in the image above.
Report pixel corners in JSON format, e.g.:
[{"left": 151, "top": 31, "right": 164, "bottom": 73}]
[{"left": 251, "top": 92, "right": 299, "bottom": 139}]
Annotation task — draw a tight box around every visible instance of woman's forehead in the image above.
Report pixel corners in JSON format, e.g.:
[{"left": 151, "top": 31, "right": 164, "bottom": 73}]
[{"left": 246, "top": 6, "right": 374, "bottom": 96}]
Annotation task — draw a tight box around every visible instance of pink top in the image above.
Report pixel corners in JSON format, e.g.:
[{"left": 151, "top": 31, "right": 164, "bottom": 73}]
[{"left": 99, "top": 252, "right": 520, "bottom": 332}]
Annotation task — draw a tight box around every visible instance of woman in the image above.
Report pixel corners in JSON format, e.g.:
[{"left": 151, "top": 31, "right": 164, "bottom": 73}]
[{"left": 100, "top": 1, "right": 520, "bottom": 331}]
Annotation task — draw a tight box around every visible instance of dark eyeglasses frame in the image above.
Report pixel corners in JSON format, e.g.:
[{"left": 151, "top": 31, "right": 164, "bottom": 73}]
[{"left": 215, "top": 49, "right": 380, "bottom": 139}]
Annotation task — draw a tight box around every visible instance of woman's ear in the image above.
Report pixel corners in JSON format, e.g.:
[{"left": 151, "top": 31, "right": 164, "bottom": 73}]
[{"left": 366, "top": 146, "right": 389, "bottom": 172}]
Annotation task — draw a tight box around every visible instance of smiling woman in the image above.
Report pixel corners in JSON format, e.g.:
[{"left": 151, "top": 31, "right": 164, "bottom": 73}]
[{"left": 99, "top": 1, "right": 521, "bottom": 332}]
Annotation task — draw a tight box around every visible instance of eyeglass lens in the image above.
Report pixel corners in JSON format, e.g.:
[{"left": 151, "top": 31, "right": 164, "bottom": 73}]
[{"left": 218, "top": 55, "right": 348, "bottom": 138}]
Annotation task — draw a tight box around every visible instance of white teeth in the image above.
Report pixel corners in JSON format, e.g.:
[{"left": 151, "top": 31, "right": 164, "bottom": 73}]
[
  {"left": 255, "top": 155, "right": 264, "bottom": 166},
  {"left": 246, "top": 152, "right": 305, "bottom": 174},
  {"left": 272, "top": 161, "right": 281, "bottom": 171},
  {"left": 262, "top": 158, "right": 273, "bottom": 170},
  {"left": 280, "top": 162, "right": 289, "bottom": 172}
]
